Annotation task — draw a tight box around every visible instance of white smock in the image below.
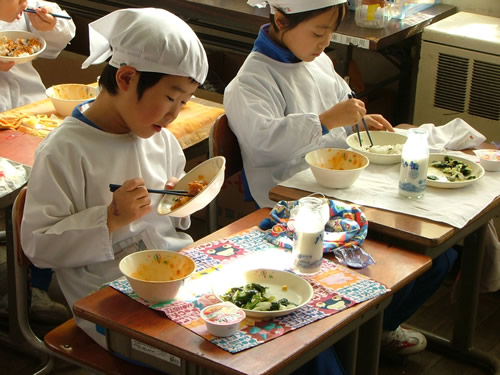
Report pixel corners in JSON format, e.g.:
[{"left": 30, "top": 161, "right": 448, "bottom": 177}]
[
  {"left": 224, "top": 51, "right": 352, "bottom": 208},
  {"left": 21, "top": 117, "right": 192, "bottom": 348},
  {"left": 0, "top": 0, "right": 75, "bottom": 112}
]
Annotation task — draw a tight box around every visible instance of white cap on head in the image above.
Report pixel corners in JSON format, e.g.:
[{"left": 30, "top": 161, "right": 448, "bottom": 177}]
[
  {"left": 247, "top": 0, "right": 346, "bottom": 14},
  {"left": 81, "top": 8, "right": 208, "bottom": 84}
]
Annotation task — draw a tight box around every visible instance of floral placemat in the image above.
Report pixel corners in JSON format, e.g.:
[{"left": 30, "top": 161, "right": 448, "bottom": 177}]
[{"left": 108, "top": 228, "right": 389, "bottom": 353}]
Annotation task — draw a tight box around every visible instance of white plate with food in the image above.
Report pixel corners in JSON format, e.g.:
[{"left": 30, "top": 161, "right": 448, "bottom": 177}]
[
  {"left": 426, "top": 153, "right": 484, "bottom": 189},
  {"left": 212, "top": 268, "right": 313, "bottom": 319},
  {"left": 346, "top": 130, "right": 407, "bottom": 165},
  {"left": 0, "top": 30, "right": 46, "bottom": 64},
  {"left": 157, "top": 156, "right": 225, "bottom": 217}
]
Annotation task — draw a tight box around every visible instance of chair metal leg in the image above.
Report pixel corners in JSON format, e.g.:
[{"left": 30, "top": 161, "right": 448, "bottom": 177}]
[{"left": 0, "top": 204, "right": 55, "bottom": 374}]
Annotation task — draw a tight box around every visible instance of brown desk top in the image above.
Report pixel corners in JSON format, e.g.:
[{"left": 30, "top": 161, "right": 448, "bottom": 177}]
[
  {"left": 334, "top": 4, "right": 456, "bottom": 50},
  {"left": 73, "top": 208, "right": 431, "bottom": 375}
]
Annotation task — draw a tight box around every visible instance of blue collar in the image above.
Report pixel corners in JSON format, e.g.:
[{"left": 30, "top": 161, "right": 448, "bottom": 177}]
[
  {"left": 71, "top": 99, "right": 102, "bottom": 130},
  {"left": 252, "top": 24, "right": 301, "bottom": 63}
]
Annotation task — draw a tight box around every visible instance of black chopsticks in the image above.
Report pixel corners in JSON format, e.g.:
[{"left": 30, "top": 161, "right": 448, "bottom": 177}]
[
  {"left": 109, "top": 184, "right": 194, "bottom": 197},
  {"left": 24, "top": 8, "right": 72, "bottom": 19},
  {"left": 348, "top": 92, "right": 373, "bottom": 147}
]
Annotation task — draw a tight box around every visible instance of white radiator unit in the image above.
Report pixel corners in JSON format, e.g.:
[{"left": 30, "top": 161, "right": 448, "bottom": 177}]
[{"left": 413, "top": 12, "right": 500, "bottom": 142}]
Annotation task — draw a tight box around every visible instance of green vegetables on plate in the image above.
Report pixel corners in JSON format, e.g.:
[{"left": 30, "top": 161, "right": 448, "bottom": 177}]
[
  {"left": 427, "top": 155, "right": 477, "bottom": 182},
  {"left": 220, "top": 283, "right": 297, "bottom": 311}
]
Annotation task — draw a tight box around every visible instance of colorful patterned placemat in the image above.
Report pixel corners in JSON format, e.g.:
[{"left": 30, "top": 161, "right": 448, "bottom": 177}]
[{"left": 108, "top": 227, "right": 389, "bottom": 353}]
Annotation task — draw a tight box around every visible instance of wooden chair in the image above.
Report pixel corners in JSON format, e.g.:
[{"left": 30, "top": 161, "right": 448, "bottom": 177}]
[
  {"left": 208, "top": 114, "right": 244, "bottom": 232},
  {"left": 7, "top": 186, "right": 163, "bottom": 374}
]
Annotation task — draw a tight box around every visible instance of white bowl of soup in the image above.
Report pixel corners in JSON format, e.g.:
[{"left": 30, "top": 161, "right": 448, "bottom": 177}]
[{"left": 306, "top": 148, "right": 369, "bottom": 189}]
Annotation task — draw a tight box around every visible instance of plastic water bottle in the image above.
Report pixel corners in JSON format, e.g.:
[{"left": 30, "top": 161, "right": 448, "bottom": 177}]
[{"left": 398, "top": 128, "right": 429, "bottom": 199}]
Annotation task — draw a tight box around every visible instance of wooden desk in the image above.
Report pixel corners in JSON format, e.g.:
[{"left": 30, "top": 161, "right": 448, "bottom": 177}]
[
  {"left": 269, "top": 187, "right": 500, "bottom": 374},
  {"left": 73, "top": 208, "right": 431, "bottom": 375}
]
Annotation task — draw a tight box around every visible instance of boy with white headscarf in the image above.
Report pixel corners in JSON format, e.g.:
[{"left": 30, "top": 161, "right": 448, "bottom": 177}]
[
  {"left": 226, "top": 0, "right": 457, "bottom": 360},
  {"left": 21, "top": 8, "right": 208, "bottom": 349}
]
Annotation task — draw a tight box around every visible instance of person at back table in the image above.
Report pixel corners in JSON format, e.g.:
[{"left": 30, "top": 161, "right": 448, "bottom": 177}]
[
  {"left": 224, "top": 0, "right": 457, "bottom": 357},
  {"left": 0, "top": 0, "right": 75, "bottom": 324},
  {"left": 0, "top": 0, "right": 75, "bottom": 111}
]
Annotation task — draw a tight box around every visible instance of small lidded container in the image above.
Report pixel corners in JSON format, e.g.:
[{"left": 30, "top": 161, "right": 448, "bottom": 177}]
[
  {"left": 474, "top": 149, "right": 500, "bottom": 172},
  {"left": 200, "top": 302, "right": 245, "bottom": 337}
]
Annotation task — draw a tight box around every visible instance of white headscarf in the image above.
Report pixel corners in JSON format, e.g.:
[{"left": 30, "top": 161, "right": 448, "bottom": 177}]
[
  {"left": 247, "top": 0, "right": 346, "bottom": 14},
  {"left": 81, "top": 8, "right": 208, "bottom": 84}
]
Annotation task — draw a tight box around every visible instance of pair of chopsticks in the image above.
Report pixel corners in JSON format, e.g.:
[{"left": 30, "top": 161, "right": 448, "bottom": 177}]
[
  {"left": 24, "top": 7, "right": 72, "bottom": 19},
  {"left": 348, "top": 92, "right": 373, "bottom": 147},
  {"left": 109, "top": 184, "right": 194, "bottom": 197}
]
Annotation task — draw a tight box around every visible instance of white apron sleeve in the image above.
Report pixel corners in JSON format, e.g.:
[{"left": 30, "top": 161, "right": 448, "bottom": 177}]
[
  {"left": 21, "top": 151, "right": 114, "bottom": 269},
  {"left": 27, "top": 0, "right": 76, "bottom": 59}
]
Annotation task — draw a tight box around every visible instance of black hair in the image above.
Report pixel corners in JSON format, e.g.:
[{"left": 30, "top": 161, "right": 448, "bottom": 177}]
[
  {"left": 98, "top": 64, "right": 165, "bottom": 100},
  {"left": 269, "top": 4, "right": 347, "bottom": 33}
]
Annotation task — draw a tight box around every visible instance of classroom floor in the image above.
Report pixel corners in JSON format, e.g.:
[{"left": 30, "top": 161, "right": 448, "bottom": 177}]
[{"left": 0, "top": 213, "right": 499, "bottom": 375}]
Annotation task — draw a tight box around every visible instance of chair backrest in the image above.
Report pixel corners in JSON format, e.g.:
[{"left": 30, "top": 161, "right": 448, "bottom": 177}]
[
  {"left": 209, "top": 114, "right": 243, "bottom": 179},
  {"left": 13, "top": 186, "right": 31, "bottom": 268},
  {"left": 9, "top": 186, "right": 166, "bottom": 374}
]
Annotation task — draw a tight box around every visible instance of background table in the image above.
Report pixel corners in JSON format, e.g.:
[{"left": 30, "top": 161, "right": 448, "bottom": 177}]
[
  {"left": 72, "top": 208, "right": 431, "bottom": 375},
  {"left": 269, "top": 185, "right": 500, "bottom": 374}
]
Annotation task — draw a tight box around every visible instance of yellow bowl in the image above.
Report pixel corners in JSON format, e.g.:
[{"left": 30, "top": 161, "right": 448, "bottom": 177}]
[
  {"left": 305, "top": 148, "right": 369, "bottom": 189},
  {"left": 119, "top": 250, "right": 196, "bottom": 303},
  {"left": 46, "top": 83, "right": 97, "bottom": 117}
]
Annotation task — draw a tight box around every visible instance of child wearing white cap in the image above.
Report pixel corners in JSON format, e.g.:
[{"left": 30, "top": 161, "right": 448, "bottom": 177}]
[
  {"left": 21, "top": 7, "right": 208, "bottom": 349},
  {"left": 225, "top": 0, "right": 457, "bottom": 362},
  {"left": 0, "top": 0, "right": 76, "bottom": 112},
  {"left": 225, "top": 0, "right": 392, "bottom": 209}
]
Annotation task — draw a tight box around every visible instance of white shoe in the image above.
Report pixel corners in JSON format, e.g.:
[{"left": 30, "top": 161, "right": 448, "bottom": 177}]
[
  {"left": 30, "top": 287, "right": 71, "bottom": 324},
  {"left": 381, "top": 326, "right": 427, "bottom": 356}
]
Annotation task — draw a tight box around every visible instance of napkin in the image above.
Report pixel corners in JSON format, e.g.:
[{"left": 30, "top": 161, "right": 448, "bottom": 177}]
[
  {"left": 259, "top": 199, "right": 375, "bottom": 268},
  {"left": 419, "top": 118, "right": 486, "bottom": 152}
]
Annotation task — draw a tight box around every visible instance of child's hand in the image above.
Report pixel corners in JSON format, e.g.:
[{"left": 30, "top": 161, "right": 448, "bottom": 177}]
[
  {"left": 164, "top": 177, "right": 179, "bottom": 190},
  {"left": 107, "top": 178, "right": 152, "bottom": 232},
  {"left": 27, "top": 7, "right": 57, "bottom": 32},
  {"left": 320, "top": 99, "right": 367, "bottom": 130},
  {"left": 361, "top": 114, "right": 394, "bottom": 132},
  {"left": 0, "top": 60, "right": 15, "bottom": 72}
]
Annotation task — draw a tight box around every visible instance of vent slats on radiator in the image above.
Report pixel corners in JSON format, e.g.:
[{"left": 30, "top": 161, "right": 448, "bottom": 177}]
[
  {"left": 434, "top": 54, "right": 468, "bottom": 112},
  {"left": 434, "top": 53, "right": 500, "bottom": 122},
  {"left": 469, "top": 60, "right": 500, "bottom": 121}
]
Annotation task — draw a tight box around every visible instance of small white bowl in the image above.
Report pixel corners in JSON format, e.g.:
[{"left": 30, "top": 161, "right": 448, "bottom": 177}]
[
  {"left": 346, "top": 131, "right": 408, "bottom": 165},
  {"left": 46, "top": 83, "right": 98, "bottom": 117},
  {"left": 0, "top": 30, "right": 46, "bottom": 64},
  {"left": 305, "top": 148, "right": 369, "bottom": 189},
  {"left": 119, "top": 250, "right": 196, "bottom": 303},
  {"left": 474, "top": 149, "right": 500, "bottom": 172},
  {"left": 200, "top": 302, "right": 245, "bottom": 337}
]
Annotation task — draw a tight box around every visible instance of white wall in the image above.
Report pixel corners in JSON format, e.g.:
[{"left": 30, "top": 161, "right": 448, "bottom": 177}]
[{"left": 442, "top": 0, "right": 500, "bottom": 17}]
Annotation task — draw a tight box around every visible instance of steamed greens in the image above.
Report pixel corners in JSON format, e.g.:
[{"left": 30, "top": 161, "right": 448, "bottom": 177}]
[
  {"left": 220, "top": 283, "right": 297, "bottom": 311},
  {"left": 427, "top": 155, "right": 477, "bottom": 182}
]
